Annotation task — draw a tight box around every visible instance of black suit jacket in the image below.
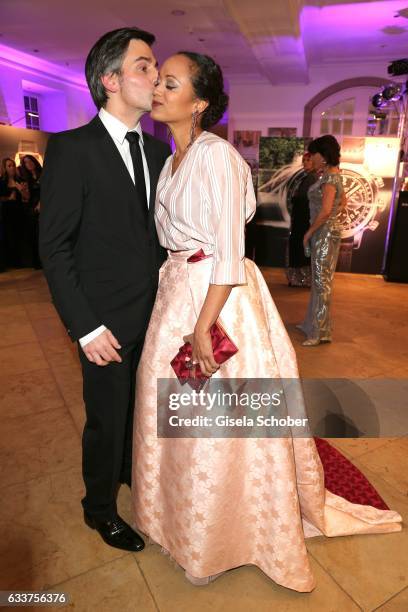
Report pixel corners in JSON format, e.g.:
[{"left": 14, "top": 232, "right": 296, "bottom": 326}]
[{"left": 39, "top": 115, "right": 171, "bottom": 344}]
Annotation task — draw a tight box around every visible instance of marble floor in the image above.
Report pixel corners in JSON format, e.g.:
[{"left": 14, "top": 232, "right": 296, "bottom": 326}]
[{"left": 0, "top": 267, "right": 407, "bottom": 612}]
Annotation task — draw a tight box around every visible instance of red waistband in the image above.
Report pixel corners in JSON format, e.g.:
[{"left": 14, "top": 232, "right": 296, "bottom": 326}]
[{"left": 187, "top": 249, "right": 213, "bottom": 263}]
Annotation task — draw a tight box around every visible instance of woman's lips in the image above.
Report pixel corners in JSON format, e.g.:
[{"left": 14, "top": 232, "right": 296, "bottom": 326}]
[{"left": 152, "top": 101, "right": 163, "bottom": 107}]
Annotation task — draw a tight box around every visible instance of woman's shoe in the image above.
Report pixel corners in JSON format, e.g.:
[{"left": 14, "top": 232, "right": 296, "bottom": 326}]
[
  {"left": 302, "top": 336, "right": 332, "bottom": 346},
  {"left": 302, "top": 338, "right": 321, "bottom": 346},
  {"left": 185, "top": 570, "right": 225, "bottom": 586}
]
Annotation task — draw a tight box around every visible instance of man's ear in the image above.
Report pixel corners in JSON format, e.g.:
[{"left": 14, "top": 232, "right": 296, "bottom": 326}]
[{"left": 101, "top": 72, "right": 119, "bottom": 94}]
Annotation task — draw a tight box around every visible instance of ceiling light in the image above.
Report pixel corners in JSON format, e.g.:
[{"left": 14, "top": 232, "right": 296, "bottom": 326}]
[
  {"left": 382, "top": 83, "right": 402, "bottom": 101},
  {"left": 371, "top": 93, "right": 386, "bottom": 108},
  {"left": 388, "top": 58, "right": 408, "bottom": 75}
]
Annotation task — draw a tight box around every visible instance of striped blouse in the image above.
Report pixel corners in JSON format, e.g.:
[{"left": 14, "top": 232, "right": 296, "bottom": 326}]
[{"left": 155, "top": 131, "right": 256, "bottom": 285}]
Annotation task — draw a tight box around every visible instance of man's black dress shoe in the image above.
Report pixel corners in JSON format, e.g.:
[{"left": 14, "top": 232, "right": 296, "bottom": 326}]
[{"left": 84, "top": 511, "right": 145, "bottom": 552}]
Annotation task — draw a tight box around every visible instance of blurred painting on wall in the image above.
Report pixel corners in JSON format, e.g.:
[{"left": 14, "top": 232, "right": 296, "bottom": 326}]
[
  {"left": 252, "top": 135, "right": 400, "bottom": 273},
  {"left": 268, "top": 127, "right": 297, "bottom": 137},
  {"left": 336, "top": 136, "right": 400, "bottom": 273},
  {"left": 255, "top": 136, "right": 309, "bottom": 266}
]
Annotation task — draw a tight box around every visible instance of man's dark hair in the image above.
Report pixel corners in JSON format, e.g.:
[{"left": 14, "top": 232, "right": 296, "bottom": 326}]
[{"left": 85, "top": 27, "right": 155, "bottom": 109}]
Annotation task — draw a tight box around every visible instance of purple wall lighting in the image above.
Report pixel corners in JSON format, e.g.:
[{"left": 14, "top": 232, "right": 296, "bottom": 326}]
[{"left": 0, "top": 43, "right": 93, "bottom": 132}]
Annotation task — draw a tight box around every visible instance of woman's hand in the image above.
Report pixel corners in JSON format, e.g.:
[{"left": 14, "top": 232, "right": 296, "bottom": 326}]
[
  {"left": 183, "top": 325, "right": 219, "bottom": 378},
  {"left": 303, "top": 230, "right": 312, "bottom": 249}
]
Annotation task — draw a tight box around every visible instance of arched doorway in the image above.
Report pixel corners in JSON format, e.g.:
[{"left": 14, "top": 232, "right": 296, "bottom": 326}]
[{"left": 303, "top": 77, "right": 393, "bottom": 138}]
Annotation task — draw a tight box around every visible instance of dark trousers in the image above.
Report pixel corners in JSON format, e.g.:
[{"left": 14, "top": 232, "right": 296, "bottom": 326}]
[
  {"left": 22, "top": 209, "right": 41, "bottom": 269},
  {"left": 79, "top": 339, "right": 144, "bottom": 520},
  {"left": 0, "top": 221, "right": 6, "bottom": 272}
]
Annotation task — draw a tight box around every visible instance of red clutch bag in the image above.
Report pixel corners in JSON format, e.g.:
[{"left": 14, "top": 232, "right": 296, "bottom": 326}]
[{"left": 170, "top": 322, "right": 238, "bottom": 391}]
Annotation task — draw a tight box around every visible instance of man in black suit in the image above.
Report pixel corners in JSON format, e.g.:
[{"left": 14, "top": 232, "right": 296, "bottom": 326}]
[{"left": 40, "top": 28, "right": 171, "bottom": 552}]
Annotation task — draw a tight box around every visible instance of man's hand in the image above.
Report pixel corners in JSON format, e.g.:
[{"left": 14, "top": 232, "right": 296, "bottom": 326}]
[{"left": 82, "top": 329, "right": 122, "bottom": 366}]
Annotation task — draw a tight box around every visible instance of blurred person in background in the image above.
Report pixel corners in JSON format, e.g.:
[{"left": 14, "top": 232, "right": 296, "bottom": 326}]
[
  {"left": 19, "top": 154, "right": 42, "bottom": 268},
  {"left": 286, "top": 152, "right": 316, "bottom": 287},
  {"left": 0, "top": 157, "right": 26, "bottom": 268},
  {"left": 298, "top": 135, "right": 346, "bottom": 346}
]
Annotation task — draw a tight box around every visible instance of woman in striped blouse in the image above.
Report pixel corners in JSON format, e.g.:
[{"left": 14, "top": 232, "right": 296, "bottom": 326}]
[{"left": 130, "top": 52, "right": 401, "bottom": 592}]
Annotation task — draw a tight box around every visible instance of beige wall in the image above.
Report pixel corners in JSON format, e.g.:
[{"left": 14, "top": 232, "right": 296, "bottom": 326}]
[{"left": 0, "top": 125, "right": 50, "bottom": 168}]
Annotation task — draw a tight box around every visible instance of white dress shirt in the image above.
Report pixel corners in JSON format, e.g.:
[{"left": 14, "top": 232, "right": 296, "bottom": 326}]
[{"left": 79, "top": 107, "right": 150, "bottom": 348}]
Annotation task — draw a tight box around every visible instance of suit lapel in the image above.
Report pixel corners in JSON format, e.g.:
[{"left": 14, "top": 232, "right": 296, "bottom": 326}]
[
  {"left": 89, "top": 117, "right": 161, "bottom": 230},
  {"left": 90, "top": 116, "right": 149, "bottom": 228},
  {"left": 99, "top": 127, "right": 137, "bottom": 194}
]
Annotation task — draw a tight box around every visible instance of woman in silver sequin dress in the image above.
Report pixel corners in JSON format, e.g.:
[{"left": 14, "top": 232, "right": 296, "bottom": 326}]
[{"left": 298, "top": 135, "right": 346, "bottom": 346}]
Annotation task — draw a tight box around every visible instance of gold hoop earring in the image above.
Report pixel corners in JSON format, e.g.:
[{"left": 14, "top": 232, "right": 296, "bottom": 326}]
[{"left": 188, "top": 111, "right": 199, "bottom": 148}]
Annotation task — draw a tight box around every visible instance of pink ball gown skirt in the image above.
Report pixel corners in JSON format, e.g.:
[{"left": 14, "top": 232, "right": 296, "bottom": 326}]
[{"left": 131, "top": 250, "right": 402, "bottom": 592}]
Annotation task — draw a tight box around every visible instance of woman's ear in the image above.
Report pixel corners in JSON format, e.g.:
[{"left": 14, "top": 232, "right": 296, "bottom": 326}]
[{"left": 196, "top": 100, "right": 209, "bottom": 115}]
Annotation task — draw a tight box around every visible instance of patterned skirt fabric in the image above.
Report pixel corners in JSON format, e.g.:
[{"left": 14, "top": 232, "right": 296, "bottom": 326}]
[{"left": 131, "top": 250, "right": 401, "bottom": 592}]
